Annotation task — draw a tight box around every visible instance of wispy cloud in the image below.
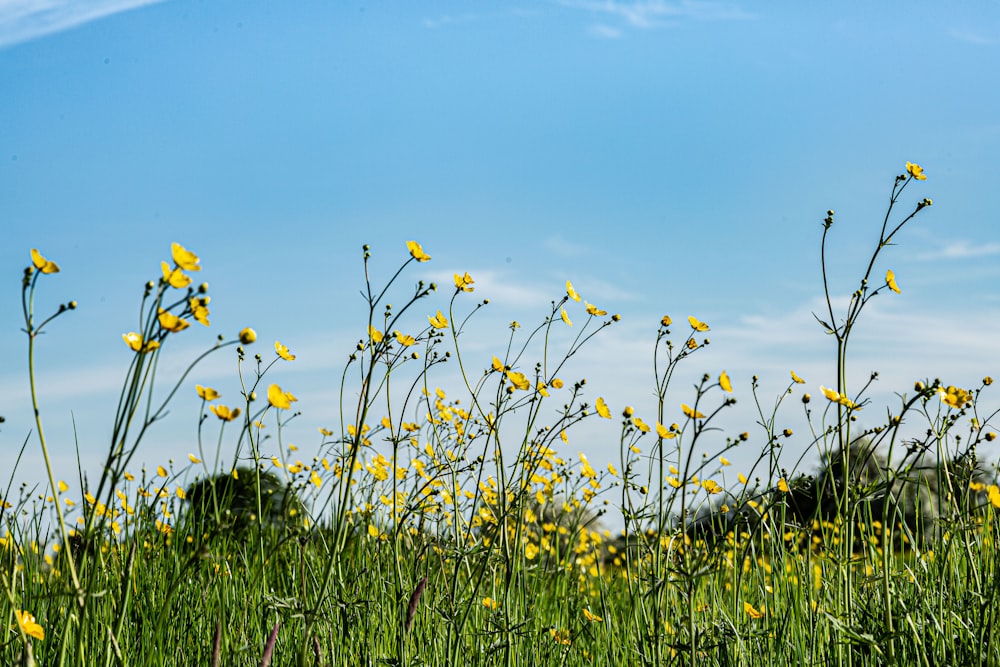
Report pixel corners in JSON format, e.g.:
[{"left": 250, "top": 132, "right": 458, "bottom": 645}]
[
  {"left": 915, "top": 240, "right": 1000, "bottom": 260},
  {"left": 0, "top": 0, "right": 163, "bottom": 50},
  {"left": 422, "top": 9, "right": 540, "bottom": 30},
  {"left": 948, "top": 26, "right": 998, "bottom": 46},
  {"left": 556, "top": 0, "right": 754, "bottom": 34}
]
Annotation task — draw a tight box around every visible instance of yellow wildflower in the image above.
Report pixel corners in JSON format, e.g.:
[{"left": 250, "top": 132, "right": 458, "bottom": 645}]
[
  {"left": 566, "top": 280, "right": 581, "bottom": 302},
  {"left": 905, "top": 161, "right": 926, "bottom": 181},
  {"left": 454, "top": 272, "right": 475, "bottom": 292},
  {"left": 13, "top": 609, "right": 44, "bottom": 640},
  {"left": 239, "top": 327, "right": 257, "bottom": 344},
  {"left": 196, "top": 384, "right": 220, "bottom": 401},
  {"left": 30, "top": 249, "right": 60, "bottom": 274},
  {"left": 560, "top": 307, "right": 572, "bottom": 327},
  {"left": 171, "top": 243, "right": 201, "bottom": 271},
  {"left": 267, "top": 383, "right": 298, "bottom": 410},
  {"left": 406, "top": 240, "right": 431, "bottom": 262},
  {"left": 275, "top": 341, "right": 296, "bottom": 361},
  {"left": 428, "top": 310, "right": 448, "bottom": 329},
  {"left": 719, "top": 370, "right": 732, "bottom": 393},
  {"left": 886, "top": 270, "right": 901, "bottom": 294},
  {"left": 688, "top": 316, "right": 710, "bottom": 332},
  {"left": 595, "top": 397, "right": 611, "bottom": 419}
]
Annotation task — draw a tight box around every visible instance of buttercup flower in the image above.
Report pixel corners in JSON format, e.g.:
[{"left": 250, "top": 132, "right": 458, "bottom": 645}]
[
  {"left": 122, "top": 332, "right": 159, "bottom": 353},
  {"left": 905, "top": 161, "right": 927, "bottom": 181},
  {"left": 595, "top": 397, "right": 611, "bottom": 419},
  {"left": 189, "top": 296, "right": 210, "bottom": 326},
  {"left": 566, "top": 280, "right": 581, "bottom": 302},
  {"left": 688, "top": 316, "right": 710, "bottom": 332},
  {"left": 886, "top": 269, "right": 901, "bottom": 294},
  {"left": 196, "top": 384, "right": 220, "bottom": 401},
  {"left": 585, "top": 301, "right": 607, "bottom": 316},
  {"left": 161, "top": 262, "right": 192, "bottom": 289},
  {"left": 406, "top": 240, "right": 431, "bottom": 262},
  {"left": 239, "top": 327, "right": 257, "bottom": 344},
  {"left": 428, "top": 311, "right": 448, "bottom": 329},
  {"left": 171, "top": 243, "right": 201, "bottom": 271},
  {"left": 13, "top": 609, "right": 44, "bottom": 641},
  {"left": 210, "top": 405, "right": 242, "bottom": 421},
  {"left": 560, "top": 307, "right": 572, "bottom": 327},
  {"left": 30, "top": 249, "right": 60, "bottom": 274},
  {"left": 682, "top": 403, "right": 705, "bottom": 419},
  {"left": 275, "top": 341, "right": 296, "bottom": 361},
  {"left": 158, "top": 308, "right": 190, "bottom": 333},
  {"left": 454, "top": 272, "right": 475, "bottom": 292},
  {"left": 719, "top": 370, "right": 733, "bottom": 393},
  {"left": 791, "top": 370, "right": 806, "bottom": 384},
  {"left": 267, "top": 383, "right": 298, "bottom": 410}
]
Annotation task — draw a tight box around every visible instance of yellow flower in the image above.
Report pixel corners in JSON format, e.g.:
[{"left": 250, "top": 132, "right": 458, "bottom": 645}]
[
  {"left": 394, "top": 331, "right": 416, "bottom": 347},
  {"left": 819, "top": 386, "right": 858, "bottom": 409},
  {"left": 157, "top": 465, "right": 168, "bottom": 478},
  {"left": 633, "top": 417, "right": 651, "bottom": 433},
  {"left": 122, "top": 332, "right": 159, "bottom": 353},
  {"left": 428, "top": 311, "right": 448, "bottom": 329},
  {"left": 482, "top": 597, "right": 500, "bottom": 610},
  {"left": 905, "top": 161, "right": 927, "bottom": 181},
  {"left": 406, "top": 240, "right": 431, "bottom": 262},
  {"left": 525, "top": 543, "right": 539, "bottom": 560},
  {"left": 176, "top": 487, "right": 187, "bottom": 500},
  {"left": 13, "top": 609, "right": 44, "bottom": 641},
  {"left": 188, "top": 454, "right": 201, "bottom": 464},
  {"left": 703, "top": 479, "right": 722, "bottom": 494},
  {"left": 720, "top": 456, "right": 730, "bottom": 466},
  {"left": 267, "top": 383, "right": 298, "bottom": 410},
  {"left": 210, "top": 405, "right": 242, "bottom": 421},
  {"left": 987, "top": 485, "right": 1000, "bottom": 510},
  {"left": 30, "top": 248, "right": 60, "bottom": 274},
  {"left": 58, "top": 480, "right": 69, "bottom": 493},
  {"left": 189, "top": 296, "right": 210, "bottom": 326},
  {"left": 582, "top": 608, "right": 603, "bottom": 623},
  {"left": 790, "top": 370, "right": 806, "bottom": 384},
  {"left": 368, "top": 325, "right": 384, "bottom": 344},
  {"left": 310, "top": 470, "right": 322, "bottom": 488},
  {"left": 595, "top": 397, "right": 611, "bottom": 419},
  {"left": 744, "top": 601, "right": 764, "bottom": 619},
  {"left": 161, "top": 261, "right": 191, "bottom": 289},
  {"left": 550, "top": 378, "right": 564, "bottom": 389},
  {"left": 158, "top": 308, "right": 190, "bottom": 333},
  {"left": 682, "top": 403, "right": 705, "bottom": 419},
  {"left": 549, "top": 628, "right": 571, "bottom": 645},
  {"left": 454, "top": 272, "right": 475, "bottom": 292},
  {"left": 196, "top": 384, "right": 220, "bottom": 401},
  {"left": 506, "top": 371, "right": 530, "bottom": 391},
  {"left": 492, "top": 356, "right": 505, "bottom": 372},
  {"left": 585, "top": 301, "right": 607, "bottom": 316},
  {"left": 537, "top": 382, "right": 549, "bottom": 397},
  {"left": 886, "top": 270, "right": 901, "bottom": 294},
  {"left": 688, "top": 316, "right": 710, "bottom": 332},
  {"left": 938, "top": 385, "right": 971, "bottom": 410},
  {"left": 566, "top": 280, "right": 581, "bottom": 302},
  {"left": 275, "top": 341, "right": 296, "bottom": 361},
  {"left": 655, "top": 422, "right": 676, "bottom": 439},
  {"left": 686, "top": 338, "right": 698, "bottom": 350},
  {"left": 239, "top": 327, "right": 257, "bottom": 344},
  {"left": 560, "top": 307, "right": 572, "bottom": 327},
  {"left": 777, "top": 478, "right": 789, "bottom": 493},
  {"left": 661, "top": 315, "right": 672, "bottom": 327},
  {"left": 719, "top": 370, "right": 732, "bottom": 393},
  {"left": 171, "top": 243, "right": 201, "bottom": 271}
]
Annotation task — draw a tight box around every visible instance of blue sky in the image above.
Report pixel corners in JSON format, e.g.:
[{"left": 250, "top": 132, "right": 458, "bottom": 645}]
[{"left": 3, "top": 1, "right": 1000, "bottom": 503}]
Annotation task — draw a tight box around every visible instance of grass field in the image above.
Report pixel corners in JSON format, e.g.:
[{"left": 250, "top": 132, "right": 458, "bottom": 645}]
[{"left": 5, "top": 164, "right": 1000, "bottom": 666}]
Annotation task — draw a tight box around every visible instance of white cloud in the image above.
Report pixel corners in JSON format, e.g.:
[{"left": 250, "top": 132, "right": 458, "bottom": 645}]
[
  {"left": 948, "top": 27, "right": 998, "bottom": 46},
  {"left": 0, "top": 0, "right": 164, "bottom": 49},
  {"left": 556, "top": 0, "right": 754, "bottom": 33},
  {"left": 588, "top": 23, "right": 622, "bottom": 39},
  {"left": 915, "top": 240, "right": 1000, "bottom": 260}
]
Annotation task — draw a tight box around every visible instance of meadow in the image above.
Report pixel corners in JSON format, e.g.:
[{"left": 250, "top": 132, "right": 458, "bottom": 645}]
[{"left": 4, "top": 163, "right": 1000, "bottom": 666}]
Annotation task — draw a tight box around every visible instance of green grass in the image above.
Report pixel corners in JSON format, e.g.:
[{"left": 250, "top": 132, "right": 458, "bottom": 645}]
[{"left": 4, "top": 163, "right": 1000, "bottom": 666}]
